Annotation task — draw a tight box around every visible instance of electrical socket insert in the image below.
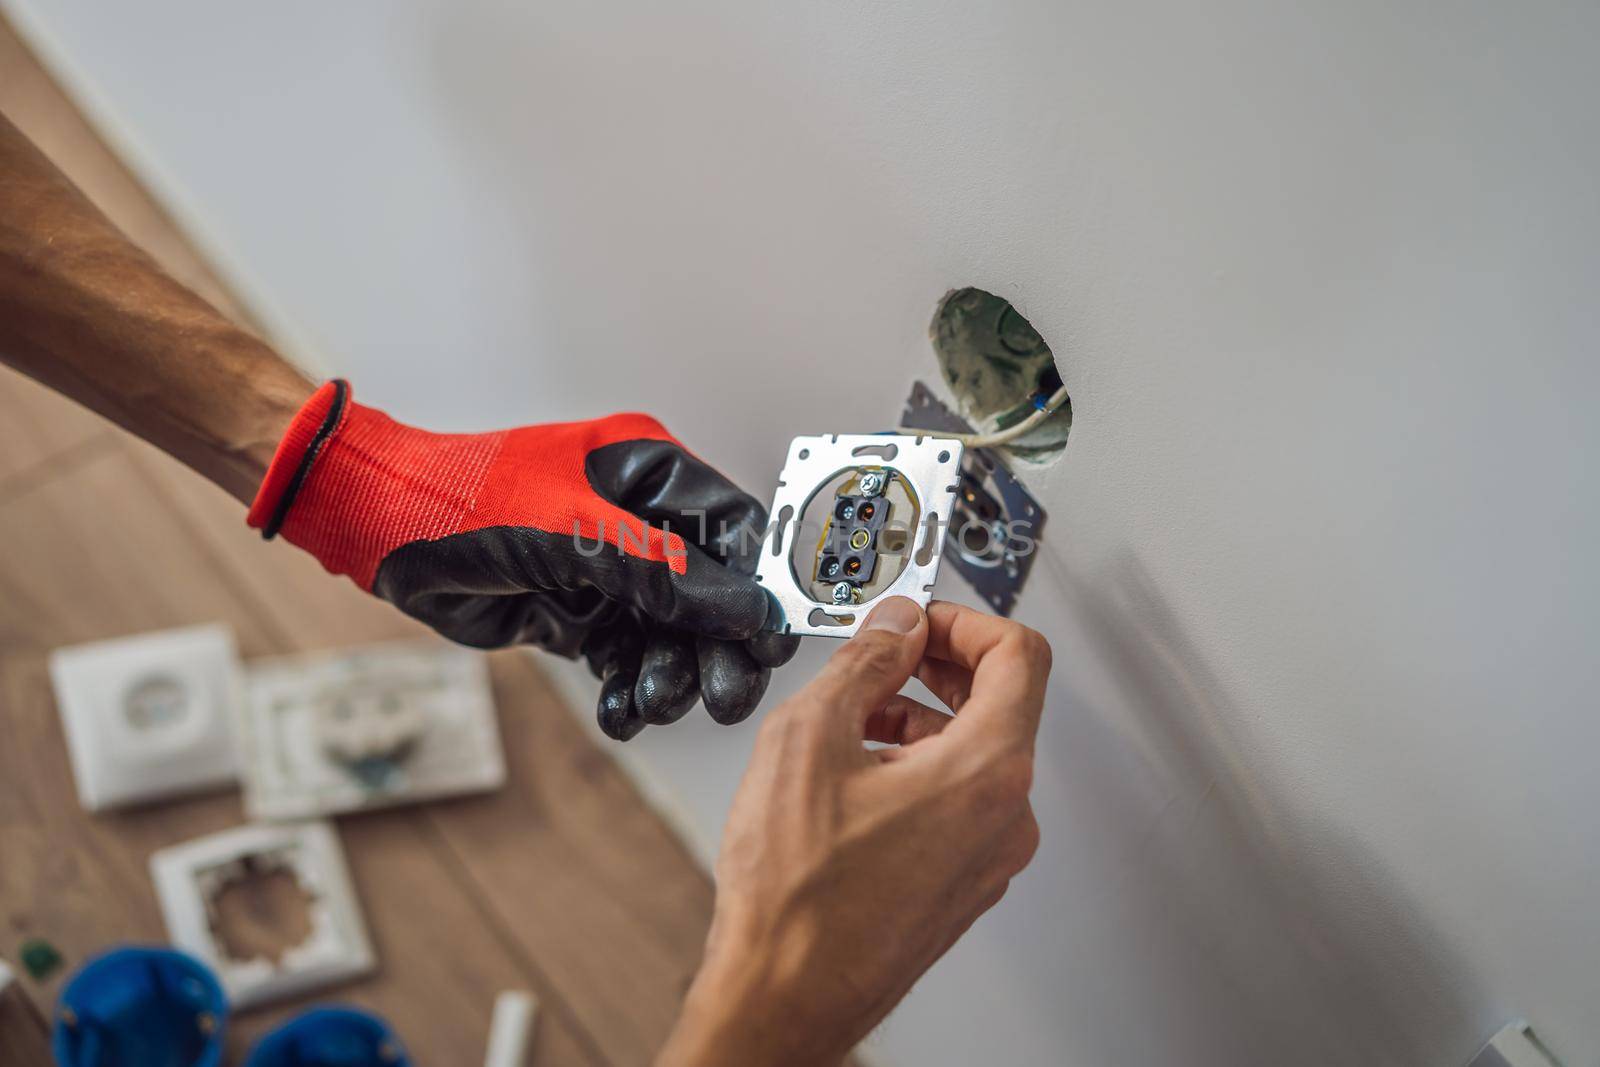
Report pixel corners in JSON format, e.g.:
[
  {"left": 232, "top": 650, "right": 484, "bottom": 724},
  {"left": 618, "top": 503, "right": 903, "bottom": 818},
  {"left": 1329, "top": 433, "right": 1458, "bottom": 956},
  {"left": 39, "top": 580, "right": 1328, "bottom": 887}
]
[{"left": 756, "top": 433, "right": 964, "bottom": 638}]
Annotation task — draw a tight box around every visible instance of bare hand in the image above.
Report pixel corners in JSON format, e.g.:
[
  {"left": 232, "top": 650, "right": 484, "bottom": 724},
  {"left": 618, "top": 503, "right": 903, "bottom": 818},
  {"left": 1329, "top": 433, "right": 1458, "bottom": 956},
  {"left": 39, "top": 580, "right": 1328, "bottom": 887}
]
[{"left": 658, "top": 597, "right": 1052, "bottom": 1066}]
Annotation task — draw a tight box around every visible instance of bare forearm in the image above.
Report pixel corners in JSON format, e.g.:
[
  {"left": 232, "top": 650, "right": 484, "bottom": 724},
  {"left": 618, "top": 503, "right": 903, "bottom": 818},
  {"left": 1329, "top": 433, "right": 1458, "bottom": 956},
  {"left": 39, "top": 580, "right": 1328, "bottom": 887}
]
[
  {"left": 0, "top": 111, "right": 311, "bottom": 502},
  {"left": 659, "top": 960, "right": 836, "bottom": 1067}
]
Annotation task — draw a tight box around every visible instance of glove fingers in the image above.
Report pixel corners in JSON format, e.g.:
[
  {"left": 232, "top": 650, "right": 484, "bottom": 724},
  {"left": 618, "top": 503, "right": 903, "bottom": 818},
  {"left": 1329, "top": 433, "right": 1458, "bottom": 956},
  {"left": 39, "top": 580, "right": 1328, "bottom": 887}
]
[
  {"left": 597, "top": 672, "right": 647, "bottom": 741},
  {"left": 697, "top": 635, "right": 772, "bottom": 726},
  {"left": 634, "top": 628, "right": 700, "bottom": 726},
  {"left": 585, "top": 614, "right": 648, "bottom": 741},
  {"left": 746, "top": 628, "right": 801, "bottom": 669}
]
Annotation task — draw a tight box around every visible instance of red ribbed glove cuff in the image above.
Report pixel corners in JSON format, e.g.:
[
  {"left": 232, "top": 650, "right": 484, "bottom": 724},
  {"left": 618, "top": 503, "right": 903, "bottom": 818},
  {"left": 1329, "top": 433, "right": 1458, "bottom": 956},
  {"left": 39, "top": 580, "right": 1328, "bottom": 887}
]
[
  {"left": 246, "top": 379, "right": 349, "bottom": 539},
  {"left": 245, "top": 379, "right": 692, "bottom": 594}
]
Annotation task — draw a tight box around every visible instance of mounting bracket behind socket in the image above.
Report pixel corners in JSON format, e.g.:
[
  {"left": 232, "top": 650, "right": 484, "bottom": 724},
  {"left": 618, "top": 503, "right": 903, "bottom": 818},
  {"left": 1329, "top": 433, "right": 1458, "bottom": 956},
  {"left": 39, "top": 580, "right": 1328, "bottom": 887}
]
[{"left": 901, "top": 382, "right": 1047, "bottom": 616}]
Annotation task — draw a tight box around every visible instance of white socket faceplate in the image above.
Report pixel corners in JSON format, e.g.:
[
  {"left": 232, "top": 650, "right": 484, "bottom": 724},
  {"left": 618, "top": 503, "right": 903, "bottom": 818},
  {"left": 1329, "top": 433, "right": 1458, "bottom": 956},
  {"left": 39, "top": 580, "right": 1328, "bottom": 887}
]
[
  {"left": 48, "top": 624, "right": 241, "bottom": 811},
  {"left": 149, "top": 820, "right": 375, "bottom": 1011},
  {"left": 238, "top": 641, "right": 505, "bottom": 820}
]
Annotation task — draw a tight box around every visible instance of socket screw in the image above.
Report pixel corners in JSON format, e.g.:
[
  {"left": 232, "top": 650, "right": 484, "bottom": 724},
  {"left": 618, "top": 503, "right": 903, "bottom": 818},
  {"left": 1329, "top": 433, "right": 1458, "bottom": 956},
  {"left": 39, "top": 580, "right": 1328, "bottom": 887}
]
[
  {"left": 831, "top": 581, "right": 854, "bottom": 604},
  {"left": 858, "top": 472, "right": 884, "bottom": 496}
]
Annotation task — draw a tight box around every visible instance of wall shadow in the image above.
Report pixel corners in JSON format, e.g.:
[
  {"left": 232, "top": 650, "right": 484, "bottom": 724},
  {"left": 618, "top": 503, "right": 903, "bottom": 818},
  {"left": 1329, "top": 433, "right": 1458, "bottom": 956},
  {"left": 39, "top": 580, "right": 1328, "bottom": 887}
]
[{"left": 1014, "top": 542, "right": 1491, "bottom": 1065}]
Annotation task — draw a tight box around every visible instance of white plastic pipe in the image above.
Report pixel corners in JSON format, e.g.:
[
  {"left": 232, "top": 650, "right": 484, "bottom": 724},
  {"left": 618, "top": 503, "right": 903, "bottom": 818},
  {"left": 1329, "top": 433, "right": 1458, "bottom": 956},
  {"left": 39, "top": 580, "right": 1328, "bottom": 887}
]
[{"left": 484, "top": 990, "right": 538, "bottom": 1067}]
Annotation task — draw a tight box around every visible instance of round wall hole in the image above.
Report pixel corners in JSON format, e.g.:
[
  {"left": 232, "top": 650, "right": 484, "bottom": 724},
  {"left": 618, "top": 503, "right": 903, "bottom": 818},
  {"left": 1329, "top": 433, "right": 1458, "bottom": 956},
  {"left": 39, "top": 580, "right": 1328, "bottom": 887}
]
[{"left": 929, "top": 288, "right": 1070, "bottom": 465}]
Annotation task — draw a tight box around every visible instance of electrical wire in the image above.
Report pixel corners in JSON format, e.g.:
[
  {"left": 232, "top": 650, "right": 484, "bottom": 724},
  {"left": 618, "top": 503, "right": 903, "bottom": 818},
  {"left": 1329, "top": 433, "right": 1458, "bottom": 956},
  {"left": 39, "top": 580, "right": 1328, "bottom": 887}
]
[{"left": 898, "top": 385, "right": 1070, "bottom": 448}]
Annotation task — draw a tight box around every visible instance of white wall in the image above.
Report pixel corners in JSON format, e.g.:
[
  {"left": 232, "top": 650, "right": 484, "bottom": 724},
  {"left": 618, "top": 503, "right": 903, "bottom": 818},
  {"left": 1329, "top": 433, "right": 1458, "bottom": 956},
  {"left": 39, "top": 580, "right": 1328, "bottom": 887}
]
[{"left": 10, "top": 2, "right": 1598, "bottom": 1063}]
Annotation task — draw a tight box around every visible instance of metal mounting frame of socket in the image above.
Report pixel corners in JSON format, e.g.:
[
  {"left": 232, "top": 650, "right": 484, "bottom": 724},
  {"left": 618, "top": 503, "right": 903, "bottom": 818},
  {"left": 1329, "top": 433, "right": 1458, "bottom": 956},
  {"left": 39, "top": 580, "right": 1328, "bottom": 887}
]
[{"left": 757, "top": 433, "right": 964, "bottom": 638}]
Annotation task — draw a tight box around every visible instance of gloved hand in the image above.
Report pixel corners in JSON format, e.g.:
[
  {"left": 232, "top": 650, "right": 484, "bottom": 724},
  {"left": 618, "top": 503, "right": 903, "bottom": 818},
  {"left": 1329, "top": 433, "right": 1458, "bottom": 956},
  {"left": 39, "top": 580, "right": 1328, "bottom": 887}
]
[{"left": 247, "top": 380, "right": 799, "bottom": 740}]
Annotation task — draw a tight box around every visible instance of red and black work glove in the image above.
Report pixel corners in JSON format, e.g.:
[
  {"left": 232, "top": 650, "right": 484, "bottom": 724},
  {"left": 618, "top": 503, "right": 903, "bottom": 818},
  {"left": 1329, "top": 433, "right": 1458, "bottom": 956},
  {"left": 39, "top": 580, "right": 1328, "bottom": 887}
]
[{"left": 247, "top": 380, "right": 798, "bottom": 740}]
